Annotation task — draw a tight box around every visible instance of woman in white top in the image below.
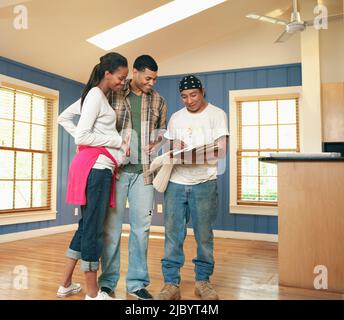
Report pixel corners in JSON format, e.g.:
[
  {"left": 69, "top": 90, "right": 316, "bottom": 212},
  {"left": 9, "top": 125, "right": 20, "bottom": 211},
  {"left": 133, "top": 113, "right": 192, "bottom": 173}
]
[{"left": 56, "top": 52, "right": 129, "bottom": 300}]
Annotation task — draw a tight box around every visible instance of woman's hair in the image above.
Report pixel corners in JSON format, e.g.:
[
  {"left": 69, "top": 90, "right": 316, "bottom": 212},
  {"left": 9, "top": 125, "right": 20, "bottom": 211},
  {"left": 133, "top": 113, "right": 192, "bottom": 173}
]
[{"left": 81, "top": 52, "right": 128, "bottom": 107}]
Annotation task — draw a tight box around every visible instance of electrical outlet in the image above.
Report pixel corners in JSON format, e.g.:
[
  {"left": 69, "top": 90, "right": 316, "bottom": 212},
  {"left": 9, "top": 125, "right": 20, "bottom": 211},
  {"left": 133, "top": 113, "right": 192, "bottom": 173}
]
[
  {"left": 74, "top": 207, "right": 78, "bottom": 216},
  {"left": 157, "top": 204, "right": 163, "bottom": 213}
]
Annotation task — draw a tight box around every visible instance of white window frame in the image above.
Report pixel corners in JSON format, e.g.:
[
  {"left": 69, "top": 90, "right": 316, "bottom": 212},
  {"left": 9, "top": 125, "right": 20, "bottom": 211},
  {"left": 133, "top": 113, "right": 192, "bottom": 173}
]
[
  {"left": 0, "top": 74, "right": 59, "bottom": 226},
  {"left": 229, "top": 86, "right": 321, "bottom": 216}
]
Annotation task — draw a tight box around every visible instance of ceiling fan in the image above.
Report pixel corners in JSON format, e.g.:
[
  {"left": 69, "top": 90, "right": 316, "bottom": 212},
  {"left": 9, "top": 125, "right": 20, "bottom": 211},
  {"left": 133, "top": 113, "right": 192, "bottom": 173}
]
[
  {"left": 0, "top": 0, "right": 31, "bottom": 9},
  {"left": 0, "top": 0, "right": 31, "bottom": 20},
  {"left": 246, "top": 0, "right": 344, "bottom": 43}
]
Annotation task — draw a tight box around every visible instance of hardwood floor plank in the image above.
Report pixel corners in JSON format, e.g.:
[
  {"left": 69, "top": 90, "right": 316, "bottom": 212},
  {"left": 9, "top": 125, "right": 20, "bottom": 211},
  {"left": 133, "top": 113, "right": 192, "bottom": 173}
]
[{"left": 0, "top": 231, "right": 342, "bottom": 300}]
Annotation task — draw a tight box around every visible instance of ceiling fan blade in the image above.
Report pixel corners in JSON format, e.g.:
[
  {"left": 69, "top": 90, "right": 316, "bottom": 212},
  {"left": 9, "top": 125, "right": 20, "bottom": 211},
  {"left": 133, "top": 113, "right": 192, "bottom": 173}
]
[
  {"left": 246, "top": 13, "right": 288, "bottom": 25},
  {"left": 305, "top": 13, "right": 344, "bottom": 26},
  {"left": 327, "top": 13, "right": 344, "bottom": 22},
  {"left": 0, "top": 0, "right": 31, "bottom": 9},
  {"left": 275, "top": 30, "right": 294, "bottom": 43}
]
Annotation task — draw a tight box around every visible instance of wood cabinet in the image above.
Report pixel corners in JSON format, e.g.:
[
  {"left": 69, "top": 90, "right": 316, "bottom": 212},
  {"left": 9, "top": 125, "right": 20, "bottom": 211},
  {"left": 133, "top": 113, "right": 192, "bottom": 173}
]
[
  {"left": 321, "top": 82, "right": 344, "bottom": 142},
  {"left": 278, "top": 161, "right": 344, "bottom": 293}
]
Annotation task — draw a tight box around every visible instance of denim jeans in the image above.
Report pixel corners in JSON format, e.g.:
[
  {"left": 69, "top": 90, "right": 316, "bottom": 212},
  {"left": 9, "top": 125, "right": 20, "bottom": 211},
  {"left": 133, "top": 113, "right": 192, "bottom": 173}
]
[
  {"left": 98, "top": 172, "right": 154, "bottom": 292},
  {"left": 66, "top": 168, "right": 113, "bottom": 272},
  {"left": 161, "top": 180, "right": 218, "bottom": 285}
]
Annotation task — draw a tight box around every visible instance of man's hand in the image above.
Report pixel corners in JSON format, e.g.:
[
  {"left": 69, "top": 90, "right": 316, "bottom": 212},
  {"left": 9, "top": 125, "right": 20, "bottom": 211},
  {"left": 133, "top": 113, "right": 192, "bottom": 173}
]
[
  {"left": 143, "top": 141, "right": 159, "bottom": 155},
  {"left": 169, "top": 139, "right": 188, "bottom": 160},
  {"left": 143, "top": 136, "right": 164, "bottom": 155},
  {"left": 170, "top": 139, "right": 187, "bottom": 151}
]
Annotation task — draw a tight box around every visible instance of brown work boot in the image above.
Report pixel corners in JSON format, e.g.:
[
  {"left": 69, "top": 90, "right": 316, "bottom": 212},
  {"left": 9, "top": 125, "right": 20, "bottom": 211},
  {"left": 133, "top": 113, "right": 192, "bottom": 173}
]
[
  {"left": 195, "top": 281, "right": 219, "bottom": 300},
  {"left": 155, "top": 284, "right": 181, "bottom": 300}
]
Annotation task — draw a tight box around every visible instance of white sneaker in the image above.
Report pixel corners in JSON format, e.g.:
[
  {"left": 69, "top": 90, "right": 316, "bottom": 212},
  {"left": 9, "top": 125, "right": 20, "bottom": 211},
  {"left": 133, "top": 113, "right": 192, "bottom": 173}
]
[
  {"left": 57, "top": 283, "right": 82, "bottom": 298},
  {"left": 85, "top": 291, "right": 122, "bottom": 300}
]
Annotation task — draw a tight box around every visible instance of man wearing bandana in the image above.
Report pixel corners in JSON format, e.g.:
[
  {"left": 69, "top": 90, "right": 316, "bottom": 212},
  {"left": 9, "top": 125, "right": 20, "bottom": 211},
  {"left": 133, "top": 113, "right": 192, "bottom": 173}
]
[{"left": 156, "top": 75, "right": 229, "bottom": 300}]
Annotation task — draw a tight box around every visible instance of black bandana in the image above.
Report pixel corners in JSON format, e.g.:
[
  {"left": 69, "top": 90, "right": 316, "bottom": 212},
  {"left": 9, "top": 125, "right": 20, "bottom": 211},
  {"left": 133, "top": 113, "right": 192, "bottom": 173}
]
[{"left": 179, "top": 75, "right": 203, "bottom": 92}]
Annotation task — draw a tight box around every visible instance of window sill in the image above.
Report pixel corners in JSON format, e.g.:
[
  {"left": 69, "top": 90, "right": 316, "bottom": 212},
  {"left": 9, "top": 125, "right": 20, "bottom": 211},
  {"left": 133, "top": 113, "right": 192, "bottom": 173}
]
[
  {"left": 230, "top": 205, "right": 278, "bottom": 216},
  {"left": 0, "top": 210, "right": 57, "bottom": 226}
]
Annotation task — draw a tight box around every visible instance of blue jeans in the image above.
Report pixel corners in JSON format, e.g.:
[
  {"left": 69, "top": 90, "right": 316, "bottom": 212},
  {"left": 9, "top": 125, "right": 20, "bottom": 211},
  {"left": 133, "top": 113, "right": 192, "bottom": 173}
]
[
  {"left": 161, "top": 180, "right": 218, "bottom": 285},
  {"left": 67, "top": 168, "right": 112, "bottom": 272},
  {"left": 98, "top": 172, "right": 154, "bottom": 292}
]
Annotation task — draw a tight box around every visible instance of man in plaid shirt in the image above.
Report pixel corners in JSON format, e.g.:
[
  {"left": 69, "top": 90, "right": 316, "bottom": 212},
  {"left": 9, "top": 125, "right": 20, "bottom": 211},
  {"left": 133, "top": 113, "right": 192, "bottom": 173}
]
[{"left": 98, "top": 55, "right": 167, "bottom": 300}]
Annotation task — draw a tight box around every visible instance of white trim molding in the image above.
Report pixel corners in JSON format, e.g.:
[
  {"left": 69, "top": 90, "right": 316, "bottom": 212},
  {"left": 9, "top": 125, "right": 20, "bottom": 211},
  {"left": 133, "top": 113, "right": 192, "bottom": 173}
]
[
  {"left": 0, "top": 74, "right": 60, "bottom": 97},
  {"left": 0, "top": 74, "right": 59, "bottom": 225},
  {"left": 229, "top": 205, "right": 277, "bottom": 216},
  {"left": 0, "top": 223, "right": 277, "bottom": 243},
  {"left": 229, "top": 85, "right": 322, "bottom": 217},
  {"left": 124, "top": 224, "right": 278, "bottom": 242},
  {"left": 212, "top": 229, "right": 277, "bottom": 242},
  {"left": 0, "top": 223, "right": 77, "bottom": 243},
  {"left": 0, "top": 211, "right": 57, "bottom": 226}
]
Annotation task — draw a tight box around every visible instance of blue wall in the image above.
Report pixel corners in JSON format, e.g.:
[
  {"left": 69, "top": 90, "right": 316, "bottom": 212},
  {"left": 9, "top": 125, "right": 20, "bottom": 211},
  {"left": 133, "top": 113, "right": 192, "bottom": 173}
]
[
  {"left": 0, "top": 57, "right": 84, "bottom": 235},
  {"left": 0, "top": 57, "right": 301, "bottom": 236},
  {"left": 151, "top": 63, "right": 302, "bottom": 235}
]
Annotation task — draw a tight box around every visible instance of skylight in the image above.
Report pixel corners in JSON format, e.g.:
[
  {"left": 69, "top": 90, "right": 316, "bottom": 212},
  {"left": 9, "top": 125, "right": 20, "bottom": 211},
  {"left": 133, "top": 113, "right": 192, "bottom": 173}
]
[{"left": 87, "top": 0, "right": 227, "bottom": 50}]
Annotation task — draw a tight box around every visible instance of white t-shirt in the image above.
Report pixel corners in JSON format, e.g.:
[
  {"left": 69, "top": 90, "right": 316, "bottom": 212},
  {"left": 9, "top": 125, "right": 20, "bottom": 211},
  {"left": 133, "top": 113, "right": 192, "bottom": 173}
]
[
  {"left": 57, "top": 87, "right": 124, "bottom": 173},
  {"left": 164, "top": 103, "right": 229, "bottom": 185}
]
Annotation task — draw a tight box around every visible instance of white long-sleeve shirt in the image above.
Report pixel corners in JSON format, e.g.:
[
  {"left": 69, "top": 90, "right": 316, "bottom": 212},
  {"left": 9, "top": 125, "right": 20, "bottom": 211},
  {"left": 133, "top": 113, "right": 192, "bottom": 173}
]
[{"left": 58, "top": 87, "right": 124, "bottom": 172}]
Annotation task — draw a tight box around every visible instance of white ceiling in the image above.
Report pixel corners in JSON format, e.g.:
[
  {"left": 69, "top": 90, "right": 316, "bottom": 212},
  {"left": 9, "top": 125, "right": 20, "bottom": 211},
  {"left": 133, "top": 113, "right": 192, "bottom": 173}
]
[{"left": 0, "top": 0, "right": 342, "bottom": 83}]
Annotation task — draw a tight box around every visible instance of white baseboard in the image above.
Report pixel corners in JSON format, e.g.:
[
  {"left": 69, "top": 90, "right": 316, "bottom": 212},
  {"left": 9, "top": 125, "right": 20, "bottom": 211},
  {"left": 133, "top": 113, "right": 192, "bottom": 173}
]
[
  {"left": 212, "top": 229, "right": 278, "bottom": 242},
  {"left": 0, "top": 223, "right": 277, "bottom": 244},
  {"left": 122, "top": 224, "right": 277, "bottom": 242},
  {"left": 0, "top": 224, "right": 78, "bottom": 244}
]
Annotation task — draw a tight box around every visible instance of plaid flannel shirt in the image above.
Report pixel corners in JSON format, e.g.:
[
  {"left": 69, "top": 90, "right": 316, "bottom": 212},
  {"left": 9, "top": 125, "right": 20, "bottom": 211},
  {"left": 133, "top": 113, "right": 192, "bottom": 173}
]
[{"left": 108, "top": 79, "right": 168, "bottom": 185}]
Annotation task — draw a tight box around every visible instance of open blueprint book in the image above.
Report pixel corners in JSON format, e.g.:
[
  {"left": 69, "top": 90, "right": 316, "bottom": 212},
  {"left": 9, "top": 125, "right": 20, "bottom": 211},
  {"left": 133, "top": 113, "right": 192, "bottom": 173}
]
[
  {"left": 172, "top": 143, "right": 219, "bottom": 157},
  {"left": 151, "top": 142, "right": 220, "bottom": 192}
]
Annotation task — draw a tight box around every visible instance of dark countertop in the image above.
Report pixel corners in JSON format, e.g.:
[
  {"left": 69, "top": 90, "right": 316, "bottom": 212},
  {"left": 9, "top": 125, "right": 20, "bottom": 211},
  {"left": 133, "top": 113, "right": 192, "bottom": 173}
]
[{"left": 259, "top": 156, "right": 344, "bottom": 162}]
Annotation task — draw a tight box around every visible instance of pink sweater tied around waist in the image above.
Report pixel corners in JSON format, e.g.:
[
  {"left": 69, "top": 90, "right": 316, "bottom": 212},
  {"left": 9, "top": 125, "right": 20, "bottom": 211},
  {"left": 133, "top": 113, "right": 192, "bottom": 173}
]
[{"left": 66, "top": 146, "right": 118, "bottom": 208}]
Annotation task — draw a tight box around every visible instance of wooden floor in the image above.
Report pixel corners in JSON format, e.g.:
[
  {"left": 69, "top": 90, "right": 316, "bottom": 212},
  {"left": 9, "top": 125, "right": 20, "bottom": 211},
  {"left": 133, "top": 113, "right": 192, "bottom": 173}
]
[{"left": 0, "top": 231, "right": 342, "bottom": 300}]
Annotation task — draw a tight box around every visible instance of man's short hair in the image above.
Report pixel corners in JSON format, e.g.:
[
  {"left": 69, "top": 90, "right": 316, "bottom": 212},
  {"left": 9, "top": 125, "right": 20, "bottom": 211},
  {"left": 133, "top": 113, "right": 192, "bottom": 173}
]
[{"left": 133, "top": 55, "right": 158, "bottom": 72}]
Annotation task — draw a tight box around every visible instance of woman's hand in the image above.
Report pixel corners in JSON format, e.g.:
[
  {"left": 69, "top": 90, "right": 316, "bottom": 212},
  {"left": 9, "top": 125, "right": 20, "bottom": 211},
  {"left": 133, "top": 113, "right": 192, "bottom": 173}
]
[{"left": 120, "top": 134, "right": 130, "bottom": 157}]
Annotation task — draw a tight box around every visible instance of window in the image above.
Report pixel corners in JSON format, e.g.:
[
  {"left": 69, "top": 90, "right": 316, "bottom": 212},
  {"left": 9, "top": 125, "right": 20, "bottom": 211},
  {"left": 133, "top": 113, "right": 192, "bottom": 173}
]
[
  {"left": 236, "top": 94, "right": 300, "bottom": 206},
  {"left": 0, "top": 83, "right": 55, "bottom": 214}
]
